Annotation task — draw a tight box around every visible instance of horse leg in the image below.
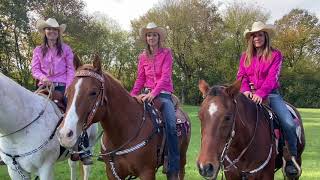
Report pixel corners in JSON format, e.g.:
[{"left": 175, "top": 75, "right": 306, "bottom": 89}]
[
  {"left": 68, "top": 158, "right": 77, "bottom": 180},
  {"left": 37, "top": 163, "right": 54, "bottom": 180},
  {"left": 7, "top": 167, "right": 31, "bottom": 180},
  {"left": 178, "top": 153, "right": 186, "bottom": 180},
  {"left": 82, "top": 164, "right": 91, "bottom": 180}
]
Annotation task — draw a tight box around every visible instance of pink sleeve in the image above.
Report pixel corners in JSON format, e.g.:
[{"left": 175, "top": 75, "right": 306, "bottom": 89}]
[
  {"left": 236, "top": 53, "right": 251, "bottom": 92},
  {"left": 31, "top": 47, "right": 46, "bottom": 81},
  {"left": 130, "top": 55, "right": 146, "bottom": 96},
  {"left": 256, "top": 51, "right": 283, "bottom": 98},
  {"left": 64, "top": 45, "right": 75, "bottom": 88},
  {"left": 151, "top": 50, "right": 173, "bottom": 97}
]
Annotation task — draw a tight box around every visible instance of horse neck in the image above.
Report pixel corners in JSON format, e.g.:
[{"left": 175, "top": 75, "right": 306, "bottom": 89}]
[
  {"left": 98, "top": 74, "right": 145, "bottom": 146},
  {"left": 0, "top": 74, "right": 45, "bottom": 134},
  {"left": 231, "top": 95, "right": 271, "bottom": 153}
]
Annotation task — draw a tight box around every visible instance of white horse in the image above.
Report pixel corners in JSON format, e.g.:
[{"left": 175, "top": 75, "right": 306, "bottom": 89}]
[{"left": 0, "top": 72, "right": 98, "bottom": 180}]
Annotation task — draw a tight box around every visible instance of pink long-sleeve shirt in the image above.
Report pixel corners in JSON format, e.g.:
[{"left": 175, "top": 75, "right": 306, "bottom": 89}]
[
  {"left": 236, "top": 49, "right": 283, "bottom": 99},
  {"left": 130, "top": 48, "right": 174, "bottom": 97},
  {"left": 31, "top": 44, "right": 75, "bottom": 88}
]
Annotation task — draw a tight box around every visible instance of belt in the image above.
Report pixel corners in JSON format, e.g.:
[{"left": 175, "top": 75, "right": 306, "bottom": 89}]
[
  {"left": 52, "top": 82, "right": 66, "bottom": 87},
  {"left": 143, "top": 88, "right": 171, "bottom": 95}
]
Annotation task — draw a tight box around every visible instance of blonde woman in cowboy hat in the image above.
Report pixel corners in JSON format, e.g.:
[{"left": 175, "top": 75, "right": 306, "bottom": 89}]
[
  {"left": 130, "top": 22, "right": 180, "bottom": 179},
  {"left": 31, "top": 18, "right": 93, "bottom": 165},
  {"left": 237, "top": 21, "right": 300, "bottom": 176}
]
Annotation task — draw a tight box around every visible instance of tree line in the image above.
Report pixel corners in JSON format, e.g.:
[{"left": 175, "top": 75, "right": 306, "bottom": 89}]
[{"left": 1, "top": 0, "right": 319, "bottom": 107}]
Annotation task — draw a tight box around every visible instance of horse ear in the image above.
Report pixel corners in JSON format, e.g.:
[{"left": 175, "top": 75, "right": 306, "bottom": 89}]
[
  {"left": 93, "top": 54, "right": 102, "bottom": 73},
  {"left": 225, "top": 80, "right": 241, "bottom": 98},
  {"left": 73, "top": 54, "right": 82, "bottom": 70},
  {"left": 199, "top": 80, "right": 209, "bottom": 97}
]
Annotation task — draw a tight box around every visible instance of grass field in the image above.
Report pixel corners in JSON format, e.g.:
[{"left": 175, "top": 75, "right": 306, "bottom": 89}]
[{"left": 0, "top": 106, "right": 319, "bottom": 179}]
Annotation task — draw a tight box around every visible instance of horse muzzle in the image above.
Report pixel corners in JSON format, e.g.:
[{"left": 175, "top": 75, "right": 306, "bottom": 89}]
[
  {"left": 197, "top": 162, "right": 219, "bottom": 180},
  {"left": 57, "top": 127, "right": 77, "bottom": 148}
]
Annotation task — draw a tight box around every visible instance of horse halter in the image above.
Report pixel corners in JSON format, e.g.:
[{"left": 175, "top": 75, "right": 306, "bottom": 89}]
[{"left": 75, "top": 69, "right": 107, "bottom": 130}]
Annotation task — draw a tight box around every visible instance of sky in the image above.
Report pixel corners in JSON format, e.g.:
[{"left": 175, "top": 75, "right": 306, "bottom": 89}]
[{"left": 83, "top": 0, "right": 320, "bottom": 31}]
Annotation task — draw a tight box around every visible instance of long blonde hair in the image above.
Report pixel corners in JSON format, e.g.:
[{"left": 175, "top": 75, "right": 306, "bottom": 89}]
[{"left": 244, "top": 31, "right": 272, "bottom": 67}]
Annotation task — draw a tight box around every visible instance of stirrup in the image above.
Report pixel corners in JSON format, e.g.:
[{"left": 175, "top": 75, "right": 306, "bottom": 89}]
[
  {"left": 282, "top": 157, "right": 301, "bottom": 178},
  {"left": 290, "top": 156, "right": 302, "bottom": 177}
]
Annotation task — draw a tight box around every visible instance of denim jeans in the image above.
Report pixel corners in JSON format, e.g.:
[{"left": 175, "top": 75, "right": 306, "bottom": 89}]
[
  {"left": 54, "top": 85, "right": 66, "bottom": 94},
  {"left": 268, "top": 89, "right": 297, "bottom": 157},
  {"left": 158, "top": 93, "right": 180, "bottom": 173}
]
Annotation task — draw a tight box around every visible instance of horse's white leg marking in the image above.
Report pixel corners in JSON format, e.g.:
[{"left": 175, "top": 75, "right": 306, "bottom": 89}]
[
  {"left": 208, "top": 102, "right": 218, "bottom": 117},
  {"left": 68, "top": 158, "right": 77, "bottom": 180},
  {"left": 83, "top": 165, "right": 91, "bottom": 180}
]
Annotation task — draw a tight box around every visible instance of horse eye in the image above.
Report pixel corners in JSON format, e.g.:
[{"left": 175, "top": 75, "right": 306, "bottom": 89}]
[
  {"left": 89, "top": 91, "right": 97, "bottom": 96},
  {"left": 225, "top": 115, "right": 232, "bottom": 121}
]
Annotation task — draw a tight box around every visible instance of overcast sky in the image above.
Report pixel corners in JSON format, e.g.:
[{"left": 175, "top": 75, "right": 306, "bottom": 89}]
[{"left": 83, "top": 0, "right": 320, "bottom": 30}]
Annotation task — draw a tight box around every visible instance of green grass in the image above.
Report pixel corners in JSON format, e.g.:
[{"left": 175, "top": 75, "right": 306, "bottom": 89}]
[{"left": 0, "top": 106, "right": 319, "bottom": 179}]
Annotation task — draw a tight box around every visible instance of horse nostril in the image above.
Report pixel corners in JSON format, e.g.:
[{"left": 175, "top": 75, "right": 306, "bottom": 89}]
[
  {"left": 205, "top": 163, "right": 214, "bottom": 173},
  {"left": 199, "top": 163, "right": 214, "bottom": 177},
  {"left": 67, "top": 130, "right": 73, "bottom": 138}
]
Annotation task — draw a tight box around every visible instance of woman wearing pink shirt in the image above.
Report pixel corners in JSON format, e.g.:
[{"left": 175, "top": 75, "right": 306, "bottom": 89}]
[
  {"left": 32, "top": 18, "right": 74, "bottom": 93},
  {"left": 237, "top": 21, "right": 299, "bottom": 176},
  {"left": 31, "top": 18, "right": 92, "bottom": 165},
  {"left": 130, "top": 22, "right": 179, "bottom": 179}
]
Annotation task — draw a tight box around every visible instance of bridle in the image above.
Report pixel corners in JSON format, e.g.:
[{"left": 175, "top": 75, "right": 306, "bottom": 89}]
[
  {"left": 202, "top": 92, "right": 273, "bottom": 178},
  {"left": 74, "top": 69, "right": 108, "bottom": 130},
  {"left": 73, "top": 69, "right": 159, "bottom": 180}
]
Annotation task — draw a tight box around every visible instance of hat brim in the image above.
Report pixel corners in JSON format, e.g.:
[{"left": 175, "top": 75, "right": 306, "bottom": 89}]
[
  {"left": 244, "top": 27, "right": 275, "bottom": 40},
  {"left": 36, "top": 20, "right": 66, "bottom": 34},
  {"left": 139, "top": 27, "right": 167, "bottom": 43}
]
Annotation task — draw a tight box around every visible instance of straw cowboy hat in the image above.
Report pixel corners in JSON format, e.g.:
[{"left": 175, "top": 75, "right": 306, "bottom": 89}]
[
  {"left": 139, "top": 22, "right": 167, "bottom": 43},
  {"left": 244, "top": 21, "right": 275, "bottom": 39},
  {"left": 36, "top": 18, "right": 66, "bottom": 34}
]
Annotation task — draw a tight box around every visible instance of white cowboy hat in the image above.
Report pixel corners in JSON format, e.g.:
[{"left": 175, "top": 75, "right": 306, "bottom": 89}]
[
  {"left": 139, "top": 22, "right": 167, "bottom": 43},
  {"left": 244, "top": 21, "right": 275, "bottom": 39},
  {"left": 36, "top": 18, "right": 66, "bottom": 34}
]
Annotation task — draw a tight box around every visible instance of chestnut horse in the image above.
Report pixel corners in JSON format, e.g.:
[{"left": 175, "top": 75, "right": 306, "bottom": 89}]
[
  {"left": 197, "top": 80, "right": 305, "bottom": 180},
  {"left": 58, "top": 55, "right": 191, "bottom": 180}
]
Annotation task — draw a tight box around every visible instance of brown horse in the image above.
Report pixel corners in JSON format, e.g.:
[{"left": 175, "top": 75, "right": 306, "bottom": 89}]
[
  {"left": 58, "top": 55, "right": 191, "bottom": 180},
  {"left": 197, "top": 80, "right": 305, "bottom": 180}
]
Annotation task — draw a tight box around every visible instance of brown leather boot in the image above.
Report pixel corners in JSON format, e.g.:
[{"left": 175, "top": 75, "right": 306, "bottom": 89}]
[
  {"left": 81, "top": 156, "right": 93, "bottom": 165},
  {"left": 285, "top": 156, "right": 301, "bottom": 178}
]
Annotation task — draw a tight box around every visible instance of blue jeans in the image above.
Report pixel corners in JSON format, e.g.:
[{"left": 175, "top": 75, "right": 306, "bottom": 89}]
[
  {"left": 55, "top": 85, "right": 66, "bottom": 94},
  {"left": 268, "top": 90, "right": 297, "bottom": 157},
  {"left": 158, "top": 93, "right": 180, "bottom": 173}
]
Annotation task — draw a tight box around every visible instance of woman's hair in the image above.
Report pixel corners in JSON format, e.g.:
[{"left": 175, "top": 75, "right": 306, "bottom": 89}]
[
  {"left": 145, "top": 32, "right": 162, "bottom": 58},
  {"left": 244, "top": 31, "right": 272, "bottom": 67},
  {"left": 41, "top": 31, "right": 63, "bottom": 57}
]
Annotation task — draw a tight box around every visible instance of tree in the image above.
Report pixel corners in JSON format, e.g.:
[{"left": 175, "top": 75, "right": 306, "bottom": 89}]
[
  {"left": 220, "top": 1, "right": 269, "bottom": 81},
  {"left": 274, "top": 9, "right": 320, "bottom": 68},
  {"left": 131, "top": 0, "right": 223, "bottom": 104}
]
